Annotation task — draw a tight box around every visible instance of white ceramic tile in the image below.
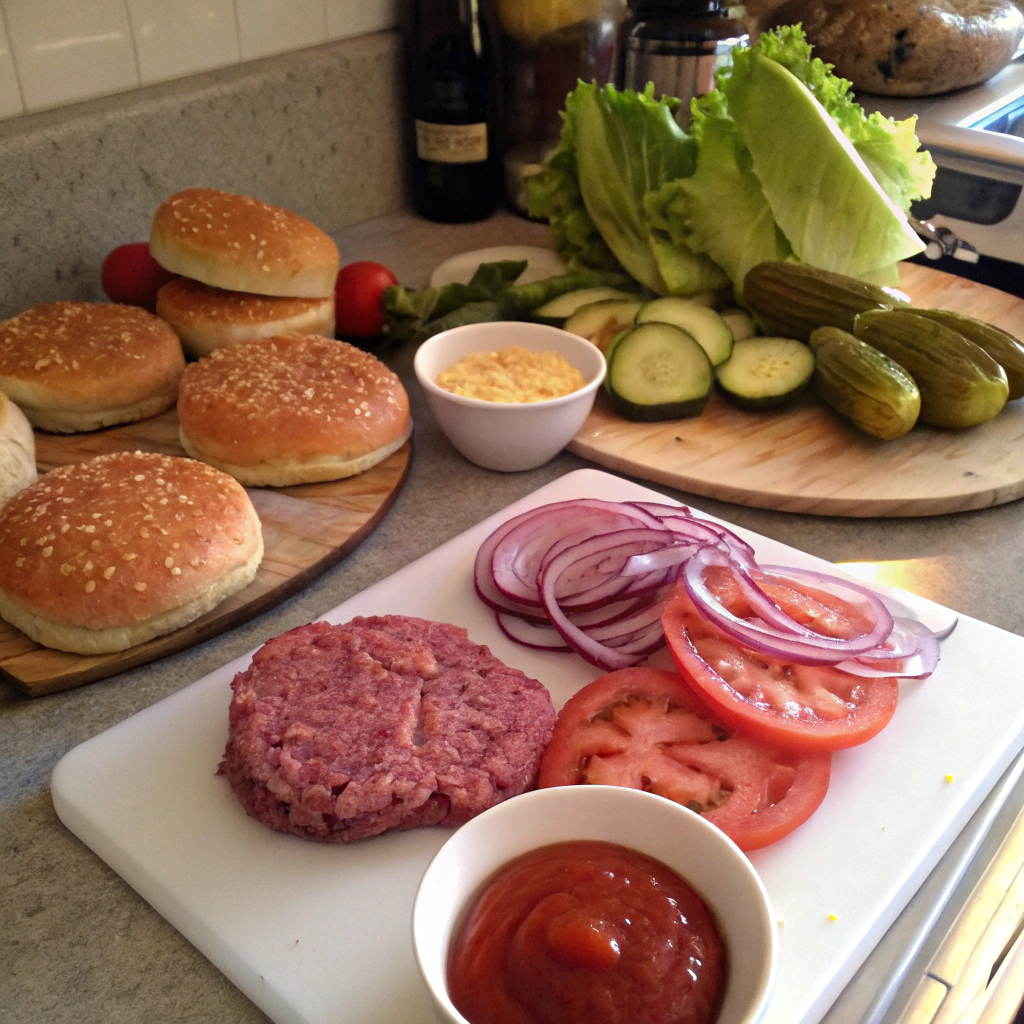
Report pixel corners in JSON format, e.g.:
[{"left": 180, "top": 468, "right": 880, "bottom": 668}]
[
  {"left": 325, "top": 0, "right": 397, "bottom": 40},
  {"left": 3, "top": 0, "right": 138, "bottom": 111},
  {"left": 126, "top": 0, "right": 239, "bottom": 85},
  {"left": 236, "top": 0, "right": 325, "bottom": 60},
  {"left": 0, "top": 10, "right": 23, "bottom": 119}
]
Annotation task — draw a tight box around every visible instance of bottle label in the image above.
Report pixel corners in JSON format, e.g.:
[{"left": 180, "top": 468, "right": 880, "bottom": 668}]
[{"left": 415, "top": 120, "right": 488, "bottom": 164}]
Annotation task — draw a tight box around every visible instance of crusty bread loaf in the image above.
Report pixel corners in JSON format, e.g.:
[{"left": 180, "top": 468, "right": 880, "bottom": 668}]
[
  {"left": 768, "top": 0, "right": 1024, "bottom": 96},
  {"left": 176, "top": 334, "right": 411, "bottom": 487},
  {"left": 0, "top": 393, "right": 36, "bottom": 507},
  {"left": 155, "top": 277, "right": 335, "bottom": 358},
  {"left": 149, "top": 188, "right": 340, "bottom": 298},
  {"left": 0, "top": 451, "right": 263, "bottom": 654},
  {"left": 0, "top": 302, "right": 185, "bottom": 433}
]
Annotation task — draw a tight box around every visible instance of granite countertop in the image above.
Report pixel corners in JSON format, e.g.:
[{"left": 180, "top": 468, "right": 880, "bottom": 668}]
[{"left": 4, "top": 208, "right": 1024, "bottom": 1024}]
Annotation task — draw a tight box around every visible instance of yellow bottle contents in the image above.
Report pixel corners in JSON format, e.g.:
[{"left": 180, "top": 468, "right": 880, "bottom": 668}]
[
  {"left": 496, "top": 0, "right": 608, "bottom": 43},
  {"left": 437, "top": 346, "right": 585, "bottom": 403}
]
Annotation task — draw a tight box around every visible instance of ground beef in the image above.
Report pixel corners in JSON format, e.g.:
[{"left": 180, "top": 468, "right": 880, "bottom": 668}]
[{"left": 220, "top": 615, "right": 557, "bottom": 843}]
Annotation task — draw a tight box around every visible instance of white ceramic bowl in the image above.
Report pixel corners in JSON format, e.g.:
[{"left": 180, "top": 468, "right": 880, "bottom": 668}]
[
  {"left": 413, "top": 321, "right": 606, "bottom": 472},
  {"left": 413, "top": 786, "right": 778, "bottom": 1024}
]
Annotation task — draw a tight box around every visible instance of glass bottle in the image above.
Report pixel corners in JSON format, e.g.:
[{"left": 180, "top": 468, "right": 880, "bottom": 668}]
[
  {"left": 408, "top": 0, "right": 502, "bottom": 223},
  {"left": 616, "top": 0, "right": 748, "bottom": 127}
]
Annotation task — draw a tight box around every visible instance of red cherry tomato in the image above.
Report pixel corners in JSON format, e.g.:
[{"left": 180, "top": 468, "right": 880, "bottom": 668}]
[
  {"left": 538, "top": 667, "right": 831, "bottom": 851},
  {"left": 100, "top": 242, "right": 176, "bottom": 313},
  {"left": 334, "top": 261, "right": 398, "bottom": 338},
  {"left": 661, "top": 567, "right": 899, "bottom": 753}
]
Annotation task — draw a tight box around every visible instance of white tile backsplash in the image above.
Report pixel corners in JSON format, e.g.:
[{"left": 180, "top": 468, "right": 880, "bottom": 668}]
[
  {"left": 326, "top": 0, "right": 398, "bottom": 40},
  {"left": 3, "top": 0, "right": 138, "bottom": 112},
  {"left": 0, "top": 0, "right": 396, "bottom": 121},
  {"left": 237, "top": 0, "right": 326, "bottom": 60},
  {"left": 127, "top": 0, "right": 240, "bottom": 85}
]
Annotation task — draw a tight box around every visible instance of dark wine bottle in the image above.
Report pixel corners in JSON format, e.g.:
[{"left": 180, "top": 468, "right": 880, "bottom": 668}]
[{"left": 408, "top": 0, "right": 501, "bottom": 223}]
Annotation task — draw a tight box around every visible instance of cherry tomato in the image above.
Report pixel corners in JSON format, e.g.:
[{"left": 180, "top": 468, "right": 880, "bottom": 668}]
[
  {"left": 538, "top": 667, "right": 831, "bottom": 851},
  {"left": 333, "top": 261, "right": 398, "bottom": 338},
  {"left": 100, "top": 242, "right": 176, "bottom": 313},
  {"left": 661, "top": 567, "right": 899, "bottom": 753}
]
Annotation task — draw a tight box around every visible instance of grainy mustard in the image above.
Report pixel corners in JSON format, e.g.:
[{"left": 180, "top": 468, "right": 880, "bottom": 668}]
[{"left": 437, "top": 346, "right": 585, "bottom": 403}]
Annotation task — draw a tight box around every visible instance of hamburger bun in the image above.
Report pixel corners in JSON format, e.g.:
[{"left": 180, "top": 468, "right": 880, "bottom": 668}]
[
  {"left": 149, "top": 188, "right": 340, "bottom": 298},
  {"left": 177, "top": 334, "right": 412, "bottom": 487},
  {"left": 156, "top": 277, "right": 335, "bottom": 359},
  {"left": 0, "top": 393, "right": 37, "bottom": 507},
  {"left": 0, "top": 451, "right": 263, "bottom": 654},
  {"left": 0, "top": 302, "right": 185, "bottom": 433}
]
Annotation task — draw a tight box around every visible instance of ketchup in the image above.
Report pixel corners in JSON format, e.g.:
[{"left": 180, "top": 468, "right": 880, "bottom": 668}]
[{"left": 447, "top": 840, "right": 725, "bottom": 1024}]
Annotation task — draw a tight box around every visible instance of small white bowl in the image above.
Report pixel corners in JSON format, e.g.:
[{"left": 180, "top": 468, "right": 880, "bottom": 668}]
[
  {"left": 413, "top": 321, "right": 606, "bottom": 472},
  {"left": 413, "top": 786, "right": 778, "bottom": 1024}
]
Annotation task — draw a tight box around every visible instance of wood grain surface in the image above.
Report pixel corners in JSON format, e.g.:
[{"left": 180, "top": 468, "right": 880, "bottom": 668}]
[
  {"left": 0, "top": 410, "right": 411, "bottom": 697},
  {"left": 569, "top": 263, "right": 1024, "bottom": 517}
]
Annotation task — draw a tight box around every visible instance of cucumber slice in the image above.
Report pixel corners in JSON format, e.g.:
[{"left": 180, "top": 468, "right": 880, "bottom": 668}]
[
  {"left": 532, "top": 287, "right": 635, "bottom": 325},
  {"left": 714, "top": 337, "right": 815, "bottom": 410},
  {"left": 720, "top": 307, "right": 756, "bottom": 342},
  {"left": 636, "top": 297, "right": 734, "bottom": 367},
  {"left": 563, "top": 299, "right": 644, "bottom": 351},
  {"left": 608, "top": 323, "right": 713, "bottom": 421},
  {"left": 602, "top": 327, "right": 633, "bottom": 393}
]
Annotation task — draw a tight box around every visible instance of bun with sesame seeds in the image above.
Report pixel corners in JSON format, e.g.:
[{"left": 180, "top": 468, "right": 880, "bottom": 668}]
[
  {"left": 0, "top": 451, "right": 263, "bottom": 654},
  {"left": 149, "top": 188, "right": 340, "bottom": 299},
  {"left": 0, "top": 393, "right": 37, "bottom": 507},
  {"left": 176, "top": 334, "right": 411, "bottom": 487},
  {"left": 0, "top": 302, "right": 186, "bottom": 434},
  {"left": 155, "top": 277, "right": 335, "bottom": 358}
]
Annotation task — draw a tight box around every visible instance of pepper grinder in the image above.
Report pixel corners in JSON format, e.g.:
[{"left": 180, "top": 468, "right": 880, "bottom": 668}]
[{"left": 616, "top": 0, "right": 748, "bottom": 126}]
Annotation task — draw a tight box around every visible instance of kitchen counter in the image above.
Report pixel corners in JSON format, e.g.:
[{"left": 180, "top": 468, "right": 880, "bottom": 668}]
[{"left": 3, "top": 208, "right": 1024, "bottom": 1024}]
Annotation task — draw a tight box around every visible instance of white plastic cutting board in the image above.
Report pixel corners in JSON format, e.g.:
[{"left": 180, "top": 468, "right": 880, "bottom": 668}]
[{"left": 51, "top": 468, "right": 1024, "bottom": 1024}]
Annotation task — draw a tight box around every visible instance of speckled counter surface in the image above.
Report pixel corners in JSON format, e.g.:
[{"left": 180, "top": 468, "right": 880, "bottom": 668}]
[{"left": 4, "top": 209, "right": 1024, "bottom": 1024}]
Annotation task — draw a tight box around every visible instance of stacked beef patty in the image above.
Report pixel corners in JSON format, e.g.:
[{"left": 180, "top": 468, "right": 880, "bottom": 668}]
[{"left": 221, "top": 615, "right": 556, "bottom": 843}]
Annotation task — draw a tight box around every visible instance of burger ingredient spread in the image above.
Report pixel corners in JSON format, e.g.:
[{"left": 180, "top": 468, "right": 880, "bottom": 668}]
[
  {"left": 437, "top": 346, "right": 585, "bottom": 402},
  {"left": 447, "top": 839, "right": 725, "bottom": 1024}
]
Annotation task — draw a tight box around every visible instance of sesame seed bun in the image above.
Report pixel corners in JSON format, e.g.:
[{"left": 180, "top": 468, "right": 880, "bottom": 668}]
[
  {"left": 176, "top": 335, "right": 412, "bottom": 487},
  {"left": 0, "top": 451, "right": 263, "bottom": 654},
  {"left": 0, "top": 393, "right": 37, "bottom": 507},
  {"left": 0, "top": 302, "right": 186, "bottom": 434},
  {"left": 149, "top": 188, "right": 340, "bottom": 298},
  {"left": 155, "top": 277, "right": 335, "bottom": 359}
]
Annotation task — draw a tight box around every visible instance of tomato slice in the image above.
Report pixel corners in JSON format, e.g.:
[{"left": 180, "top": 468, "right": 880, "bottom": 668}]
[
  {"left": 662, "top": 567, "right": 899, "bottom": 753},
  {"left": 538, "top": 667, "right": 831, "bottom": 851}
]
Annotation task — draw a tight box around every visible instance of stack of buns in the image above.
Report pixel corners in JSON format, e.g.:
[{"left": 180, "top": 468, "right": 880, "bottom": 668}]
[{"left": 151, "top": 188, "right": 340, "bottom": 358}]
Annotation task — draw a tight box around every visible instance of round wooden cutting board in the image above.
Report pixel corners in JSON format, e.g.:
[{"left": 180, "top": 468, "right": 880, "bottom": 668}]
[
  {"left": 569, "top": 262, "right": 1024, "bottom": 517},
  {"left": 0, "top": 410, "right": 411, "bottom": 697}
]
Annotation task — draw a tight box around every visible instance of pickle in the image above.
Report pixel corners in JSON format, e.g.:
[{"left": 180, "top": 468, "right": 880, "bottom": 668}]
[
  {"left": 809, "top": 327, "right": 920, "bottom": 440},
  {"left": 909, "top": 309, "right": 1024, "bottom": 401},
  {"left": 854, "top": 310, "right": 1008, "bottom": 429},
  {"left": 744, "top": 262, "right": 910, "bottom": 342}
]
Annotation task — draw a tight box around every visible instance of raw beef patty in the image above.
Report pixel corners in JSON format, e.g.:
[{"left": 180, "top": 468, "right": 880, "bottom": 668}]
[{"left": 220, "top": 615, "right": 556, "bottom": 842}]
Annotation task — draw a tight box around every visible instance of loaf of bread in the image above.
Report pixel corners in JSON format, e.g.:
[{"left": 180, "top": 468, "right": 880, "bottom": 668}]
[{"left": 768, "top": 0, "right": 1024, "bottom": 96}]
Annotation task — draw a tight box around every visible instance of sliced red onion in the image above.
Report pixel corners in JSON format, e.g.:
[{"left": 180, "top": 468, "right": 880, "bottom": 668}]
[
  {"left": 683, "top": 548, "right": 894, "bottom": 664},
  {"left": 496, "top": 613, "right": 571, "bottom": 651}
]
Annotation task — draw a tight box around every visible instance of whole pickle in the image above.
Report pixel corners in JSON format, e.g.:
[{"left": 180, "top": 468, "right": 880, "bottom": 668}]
[
  {"left": 909, "top": 308, "right": 1024, "bottom": 401},
  {"left": 853, "top": 310, "right": 1008, "bottom": 429},
  {"left": 809, "top": 327, "right": 920, "bottom": 440},
  {"left": 744, "top": 262, "right": 910, "bottom": 342}
]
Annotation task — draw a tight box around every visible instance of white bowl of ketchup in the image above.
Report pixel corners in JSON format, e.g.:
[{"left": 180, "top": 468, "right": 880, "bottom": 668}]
[{"left": 413, "top": 785, "right": 777, "bottom": 1024}]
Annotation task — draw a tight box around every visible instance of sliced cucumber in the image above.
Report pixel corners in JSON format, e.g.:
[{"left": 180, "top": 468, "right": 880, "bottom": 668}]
[
  {"left": 714, "top": 337, "right": 815, "bottom": 410},
  {"left": 563, "top": 299, "right": 644, "bottom": 351},
  {"left": 636, "top": 297, "right": 733, "bottom": 367},
  {"left": 532, "top": 287, "right": 635, "bottom": 325},
  {"left": 720, "top": 307, "right": 756, "bottom": 342},
  {"left": 608, "top": 323, "right": 713, "bottom": 421},
  {"left": 602, "top": 327, "right": 633, "bottom": 393}
]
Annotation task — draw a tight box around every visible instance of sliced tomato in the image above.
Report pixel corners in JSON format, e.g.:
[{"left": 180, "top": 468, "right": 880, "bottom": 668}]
[
  {"left": 662, "top": 568, "right": 899, "bottom": 753},
  {"left": 538, "top": 667, "right": 831, "bottom": 851}
]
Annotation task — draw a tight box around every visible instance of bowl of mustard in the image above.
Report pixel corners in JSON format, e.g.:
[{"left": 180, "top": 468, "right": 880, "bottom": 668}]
[{"left": 413, "top": 321, "right": 606, "bottom": 472}]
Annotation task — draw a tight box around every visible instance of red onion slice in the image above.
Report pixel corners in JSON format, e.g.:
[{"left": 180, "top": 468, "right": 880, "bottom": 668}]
[{"left": 496, "top": 613, "right": 571, "bottom": 651}]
